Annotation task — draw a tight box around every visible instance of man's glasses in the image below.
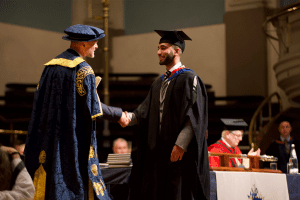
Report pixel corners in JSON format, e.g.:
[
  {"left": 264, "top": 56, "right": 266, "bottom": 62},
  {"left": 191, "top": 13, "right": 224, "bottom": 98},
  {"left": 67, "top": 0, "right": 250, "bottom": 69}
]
[{"left": 230, "top": 131, "right": 243, "bottom": 138}]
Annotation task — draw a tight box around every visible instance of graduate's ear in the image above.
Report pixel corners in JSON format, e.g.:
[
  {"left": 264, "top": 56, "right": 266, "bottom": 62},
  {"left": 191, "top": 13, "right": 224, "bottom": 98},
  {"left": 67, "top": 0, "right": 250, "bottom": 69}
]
[{"left": 174, "top": 47, "right": 181, "bottom": 55}]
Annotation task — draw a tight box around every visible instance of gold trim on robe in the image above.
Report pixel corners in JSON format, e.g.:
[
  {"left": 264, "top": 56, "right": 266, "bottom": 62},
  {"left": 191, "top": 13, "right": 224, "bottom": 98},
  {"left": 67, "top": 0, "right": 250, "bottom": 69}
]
[
  {"left": 95, "top": 147, "right": 97, "bottom": 159},
  {"left": 95, "top": 92, "right": 103, "bottom": 120},
  {"left": 95, "top": 76, "right": 102, "bottom": 88},
  {"left": 89, "top": 146, "right": 95, "bottom": 160},
  {"left": 44, "top": 57, "right": 85, "bottom": 68},
  {"left": 95, "top": 76, "right": 103, "bottom": 119},
  {"left": 91, "top": 164, "right": 98, "bottom": 176},
  {"left": 76, "top": 66, "right": 95, "bottom": 96},
  {"left": 33, "top": 150, "right": 47, "bottom": 200},
  {"left": 100, "top": 179, "right": 106, "bottom": 191},
  {"left": 88, "top": 180, "right": 95, "bottom": 200},
  {"left": 93, "top": 182, "right": 104, "bottom": 196},
  {"left": 91, "top": 113, "right": 103, "bottom": 120}
]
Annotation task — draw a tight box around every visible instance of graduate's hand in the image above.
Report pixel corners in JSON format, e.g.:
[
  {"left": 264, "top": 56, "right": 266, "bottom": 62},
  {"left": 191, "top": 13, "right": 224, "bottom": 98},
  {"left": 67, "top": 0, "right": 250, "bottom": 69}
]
[
  {"left": 118, "top": 111, "right": 131, "bottom": 127},
  {"left": 170, "top": 145, "right": 184, "bottom": 162}
]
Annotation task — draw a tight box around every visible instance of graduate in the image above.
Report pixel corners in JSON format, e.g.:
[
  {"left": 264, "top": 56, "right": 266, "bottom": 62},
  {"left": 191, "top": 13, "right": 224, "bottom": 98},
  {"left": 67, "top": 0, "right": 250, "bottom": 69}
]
[{"left": 124, "top": 30, "right": 210, "bottom": 200}]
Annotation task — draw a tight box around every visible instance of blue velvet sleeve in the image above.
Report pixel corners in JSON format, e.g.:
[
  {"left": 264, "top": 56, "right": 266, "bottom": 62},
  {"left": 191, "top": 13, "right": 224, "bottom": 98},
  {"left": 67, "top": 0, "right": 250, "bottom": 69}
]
[
  {"left": 81, "top": 69, "right": 122, "bottom": 121},
  {"left": 101, "top": 102, "right": 123, "bottom": 121},
  {"left": 83, "top": 71, "right": 103, "bottom": 120}
]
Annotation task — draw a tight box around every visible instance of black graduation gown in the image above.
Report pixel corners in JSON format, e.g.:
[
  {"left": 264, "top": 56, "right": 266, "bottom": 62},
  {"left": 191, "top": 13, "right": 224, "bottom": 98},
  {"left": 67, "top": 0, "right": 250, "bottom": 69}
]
[{"left": 129, "top": 69, "right": 210, "bottom": 200}]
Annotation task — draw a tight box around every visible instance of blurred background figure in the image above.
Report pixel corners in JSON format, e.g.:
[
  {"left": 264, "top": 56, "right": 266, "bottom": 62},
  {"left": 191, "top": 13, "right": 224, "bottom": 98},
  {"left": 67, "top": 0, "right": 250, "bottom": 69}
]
[
  {"left": 265, "top": 119, "right": 300, "bottom": 173},
  {"left": 0, "top": 145, "right": 35, "bottom": 199},
  {"left": 112, "top": 138, "right": 130, "bottom": 154}
]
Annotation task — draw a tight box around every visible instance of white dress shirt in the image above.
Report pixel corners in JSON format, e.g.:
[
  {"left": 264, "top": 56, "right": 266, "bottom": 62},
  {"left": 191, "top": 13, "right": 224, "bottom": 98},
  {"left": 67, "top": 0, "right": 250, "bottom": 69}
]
[{"left": 0, "top": 158, "right": 35, "bottom": 200}]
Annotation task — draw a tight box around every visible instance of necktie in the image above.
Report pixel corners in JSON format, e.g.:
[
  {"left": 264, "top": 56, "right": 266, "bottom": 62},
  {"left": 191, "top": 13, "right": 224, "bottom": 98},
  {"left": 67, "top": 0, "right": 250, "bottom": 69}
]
[
  {"left": 284, "top": 139, "right": 290, "bottom": 154},
  {"left": 160, "top": 71, "right": 171, "bottom": 101}
]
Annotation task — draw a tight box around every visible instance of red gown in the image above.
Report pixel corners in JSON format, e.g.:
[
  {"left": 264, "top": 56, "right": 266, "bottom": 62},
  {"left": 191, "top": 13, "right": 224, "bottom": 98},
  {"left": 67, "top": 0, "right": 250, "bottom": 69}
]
[{"left": 208, "top": 140, "right": 242, "bottom": 167}]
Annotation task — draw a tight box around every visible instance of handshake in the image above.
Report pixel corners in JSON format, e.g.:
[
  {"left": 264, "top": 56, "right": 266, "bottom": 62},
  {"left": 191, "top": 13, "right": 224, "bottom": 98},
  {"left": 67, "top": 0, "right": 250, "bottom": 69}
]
[{"left": 118, "top": 111, "right": 131, "bottom": 128}]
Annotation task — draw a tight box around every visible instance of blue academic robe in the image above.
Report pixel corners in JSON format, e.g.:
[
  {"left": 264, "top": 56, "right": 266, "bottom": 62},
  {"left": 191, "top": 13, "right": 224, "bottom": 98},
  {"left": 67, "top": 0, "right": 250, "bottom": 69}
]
[{"left": 25, "top": 49, "right": 122, "bottom": 200}]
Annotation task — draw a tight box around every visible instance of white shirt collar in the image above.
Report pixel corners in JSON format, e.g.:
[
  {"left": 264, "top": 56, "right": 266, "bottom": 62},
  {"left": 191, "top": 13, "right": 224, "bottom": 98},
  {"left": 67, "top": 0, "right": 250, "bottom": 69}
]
[
  {"left": 280, "top": 135, "right": 290, "bottom": 142},
  {"left": 168, "top": 62, "right": 182, "bottom": 72}
]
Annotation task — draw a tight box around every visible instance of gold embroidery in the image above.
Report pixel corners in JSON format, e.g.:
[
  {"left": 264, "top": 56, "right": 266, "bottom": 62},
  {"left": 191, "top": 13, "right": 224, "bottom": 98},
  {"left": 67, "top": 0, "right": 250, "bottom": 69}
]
[
  {"left": 44, "top": 57, "right": 85, "bottom": 68},
  {"left": 76, "top": 66, "right": 95, "bottom": 96},
  {"left": 33, "top": 151, "right": 47, "bottom": 200},
  {"left": 37, "top": 84, "right": 39, "bottom": 90},
  {"left": 93, "top": 182, "right": 104, "bottom": 196},
  {"left": 91, "top": 164, "right": 98, "bottom": 176},
  {"left": 89, "top": 146, "right": 94, "bottom": 160},
  {"left": 39, "top": 150, "right": 46, "bottom": 163},
  {"left": 88, "top": 180, "right": 94, "bottom": 200},
  {"left": 100, "top": 179, "right": 106, "bottom": 191}
]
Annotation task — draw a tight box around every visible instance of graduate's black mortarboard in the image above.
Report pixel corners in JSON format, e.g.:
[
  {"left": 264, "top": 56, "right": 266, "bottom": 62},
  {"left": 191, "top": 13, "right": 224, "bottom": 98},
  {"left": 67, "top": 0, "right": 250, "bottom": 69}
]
[
  {"left": 155, "top": 30, "right": 192, "bottom": 52},
  {"left": 221, "top": 118, "right": 248, "bottom": 131},
  {"left": 62, "top": 24, "right": 105, "bottom": 42}
]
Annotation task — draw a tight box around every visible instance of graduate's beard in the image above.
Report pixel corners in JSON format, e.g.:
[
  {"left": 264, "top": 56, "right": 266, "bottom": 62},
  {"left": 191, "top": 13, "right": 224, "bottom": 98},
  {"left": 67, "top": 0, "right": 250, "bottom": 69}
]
[{"left": 159, "top": 51, "right": 174, "bottom": 66}]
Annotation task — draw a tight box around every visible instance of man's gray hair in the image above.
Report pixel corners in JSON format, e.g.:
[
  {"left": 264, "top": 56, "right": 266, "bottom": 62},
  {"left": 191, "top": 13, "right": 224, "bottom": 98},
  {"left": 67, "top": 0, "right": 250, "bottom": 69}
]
[
  {"left": 221, "top": 130, "right": 228, "bottom": 138},
  {"left": 112, "top": 138, "right": 128, "bottom": 147}
]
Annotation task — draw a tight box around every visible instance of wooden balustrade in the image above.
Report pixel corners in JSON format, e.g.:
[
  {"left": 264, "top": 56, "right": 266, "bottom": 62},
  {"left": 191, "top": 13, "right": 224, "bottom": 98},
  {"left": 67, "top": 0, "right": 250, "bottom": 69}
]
[{"left": 209, "top": 152, "right": 282, "bottom": 173}]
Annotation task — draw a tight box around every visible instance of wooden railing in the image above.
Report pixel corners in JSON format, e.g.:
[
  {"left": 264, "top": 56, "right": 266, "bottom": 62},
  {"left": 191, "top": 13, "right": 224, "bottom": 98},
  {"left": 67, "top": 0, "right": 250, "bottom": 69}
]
[
  {"left": 209, "top": 152, "right": 282, "bottom": 173},
  {"left": 0, "top": 114, "right": 30, "bottom": 144}
]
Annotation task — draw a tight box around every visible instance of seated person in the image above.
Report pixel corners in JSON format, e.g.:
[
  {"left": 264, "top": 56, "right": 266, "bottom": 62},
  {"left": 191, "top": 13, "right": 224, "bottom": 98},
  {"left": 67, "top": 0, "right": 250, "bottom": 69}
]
[
  {"left": 265, "top": 118, "right": 300, "bottom": 173},
  {"left": 112, "top": 138, "right": 130, "bottom": 154},
  {"left": 0, "top": 145, "right": 35, "bottom": 199},
  {"left": 208, "top": 118, "right": 260, "bottom": 167}
]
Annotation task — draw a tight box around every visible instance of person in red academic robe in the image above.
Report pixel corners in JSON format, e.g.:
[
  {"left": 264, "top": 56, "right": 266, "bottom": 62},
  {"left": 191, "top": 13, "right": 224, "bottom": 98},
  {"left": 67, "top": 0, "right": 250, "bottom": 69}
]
[{"left": 208, "top": 118, "right": 261, "bottom": 167}]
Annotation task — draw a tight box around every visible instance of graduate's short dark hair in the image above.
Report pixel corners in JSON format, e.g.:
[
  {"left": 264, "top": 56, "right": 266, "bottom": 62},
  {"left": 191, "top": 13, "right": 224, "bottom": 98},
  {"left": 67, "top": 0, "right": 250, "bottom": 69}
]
[{"left": 171, "top": 44, "right": 182, "bottom": 55}]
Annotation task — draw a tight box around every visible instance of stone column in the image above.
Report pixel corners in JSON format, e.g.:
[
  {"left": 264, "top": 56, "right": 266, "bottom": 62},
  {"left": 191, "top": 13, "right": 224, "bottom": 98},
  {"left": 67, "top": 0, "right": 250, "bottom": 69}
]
[{"left": 224, "top": 0, "right": 273, "bottom": 97}]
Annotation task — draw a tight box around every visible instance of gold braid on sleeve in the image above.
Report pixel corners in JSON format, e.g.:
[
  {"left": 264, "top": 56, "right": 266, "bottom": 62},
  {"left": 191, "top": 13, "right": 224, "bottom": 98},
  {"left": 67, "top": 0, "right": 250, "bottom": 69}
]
[{"left": 76, "top": 66, "right": 95, "bottom": 96}]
